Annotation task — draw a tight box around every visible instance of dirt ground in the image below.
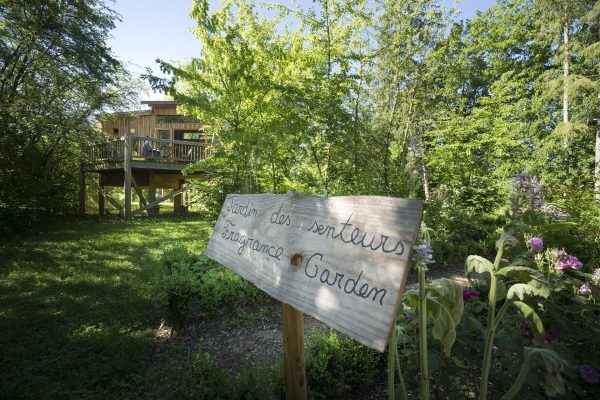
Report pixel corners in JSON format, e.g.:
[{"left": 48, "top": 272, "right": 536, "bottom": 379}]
[{"left": 152, "top": 263, "right": 471, "bottom": 376}]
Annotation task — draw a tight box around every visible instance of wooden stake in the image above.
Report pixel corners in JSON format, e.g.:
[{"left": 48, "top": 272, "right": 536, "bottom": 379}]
[
  {"left": 174, "top": 179, "right": 184, "bottom": 214},
  {"left": 282, "top": 303, "right": 307, "bottom": 400}
]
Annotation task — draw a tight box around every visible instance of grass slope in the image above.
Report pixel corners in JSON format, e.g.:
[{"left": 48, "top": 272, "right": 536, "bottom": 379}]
[{"left": 0, "top": 216, "right": 213, "bottom": 399}]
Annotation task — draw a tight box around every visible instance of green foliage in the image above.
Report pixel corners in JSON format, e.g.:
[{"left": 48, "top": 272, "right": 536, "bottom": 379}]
[
  {"left": 154, "top": 246, "right": 267, "bottom": 327},
  {"left": 0, "top": 217, "right": 213, "bottom": 398},
  {"left": 424, "top": 199, "right": 503, "bottom": 265},
  {"left": 159, "top": 351, "right": 278, "bottom": 400},
  {"left": 305, "top": 330, "right": 383, "bottom": 399},
  {"left": 502, "top": 347, "right": 568, "bottom": 399},
  {"left": 154, "top": 248, "right": 203, "bottom": 328},
  {"left": 0, "top": 0, "right": 137, "bottom": 236},
  {"left": 404, "top": 278, "right": 465, "bottom": 357},
  {"left": 466, "top": 255, "right": 495, "bottom": 276}
]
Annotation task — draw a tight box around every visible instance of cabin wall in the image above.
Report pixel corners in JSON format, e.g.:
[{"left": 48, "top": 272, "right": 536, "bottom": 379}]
[{"left": 99, "top": 105, "right": 205, "bottom": 140}]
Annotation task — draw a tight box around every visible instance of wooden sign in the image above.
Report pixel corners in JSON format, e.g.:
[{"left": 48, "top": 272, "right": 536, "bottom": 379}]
[{"left": 204, "top": 192, "right": 423, "bottom": 352}]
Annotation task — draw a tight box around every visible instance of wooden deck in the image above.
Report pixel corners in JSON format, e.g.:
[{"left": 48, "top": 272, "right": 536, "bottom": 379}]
[
  {"left": 80, "top": 135, "right": 211, "bottom": 218},
  {"left": 83, "top": 136, "right": 210, "bottom": 171}
]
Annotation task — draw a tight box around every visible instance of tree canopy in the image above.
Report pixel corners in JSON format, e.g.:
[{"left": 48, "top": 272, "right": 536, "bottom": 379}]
[{"left": 0, "top": 0, "right": 133, "bottom": 230}]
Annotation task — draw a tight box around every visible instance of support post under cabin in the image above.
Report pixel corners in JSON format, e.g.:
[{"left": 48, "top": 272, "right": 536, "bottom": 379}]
[
  {"left": 174, "top": 179, "right": 185, "bottom": 215},
  {"left": 123, "top": 134, "right": 132, "bottom": 218},
  {"left": 148, "top": 170, "right": 157, "bottom": 217}
]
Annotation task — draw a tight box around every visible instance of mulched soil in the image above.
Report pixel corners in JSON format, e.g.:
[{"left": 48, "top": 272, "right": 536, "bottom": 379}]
[{"left": 152, "top": 263, "right": 472, "bottom": 378}]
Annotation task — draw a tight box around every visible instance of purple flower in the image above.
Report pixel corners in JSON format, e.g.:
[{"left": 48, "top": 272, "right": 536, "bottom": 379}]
[
  {"left": 579, "top": 364, "right": 599, "bottom": 384},
  {"left": 579, "top": 282, "right": 592, "bottom": 296},
  {"left": 545, "top": 334, "right": 553, "bottom": 345},
  {"left": 528, "top": 237, "right": 543, "bottom": 252},
  {"left": 555, "top": 253, "right": 583, "bottom": 270},
  {"left": 462, "top": 290, "right": 480, "bottom": 301},
  {"left": 492, "top": 345, "right": 498, "bottom": 352},
  {"left": 402, "top": 315, "right": 413, "bottom": 323},
  {"left": 414, "top": 243, "right": 435, "bottom": 265}
]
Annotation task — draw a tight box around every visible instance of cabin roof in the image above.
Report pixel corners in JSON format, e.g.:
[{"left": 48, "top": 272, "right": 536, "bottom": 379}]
[{"left": 140, "top": 100, "right": 177, "bottom": 106}]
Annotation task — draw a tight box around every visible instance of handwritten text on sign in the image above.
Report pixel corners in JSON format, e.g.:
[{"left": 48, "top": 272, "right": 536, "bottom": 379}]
[{"left": 204, "top": 193, "right": 423, "bottom": 352}]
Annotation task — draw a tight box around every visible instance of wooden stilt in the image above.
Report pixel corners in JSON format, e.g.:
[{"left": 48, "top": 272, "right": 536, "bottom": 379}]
[
  {"left": 79, "top": 162, "right": 86, "bottom": 217},
  {"left": 148, "top": 171, "right": 157, "bottom": 217},
  {"left": 174, "top": 179, "right": 185, "bottom": 215},
  {"left": 84, "top": 173, "right": 123, "bottom": 215},
  {"left": 282, "top": 304, "right": 307, "bottom": 400},
  {"left": 133, "top": 185, "right": 188, "bottom": 216},
  {"left": 124, "top": 134, "right": 132, "bottom": 218},
  {"left": 131, "top": 175, "right": 147, "bottom": 208}
]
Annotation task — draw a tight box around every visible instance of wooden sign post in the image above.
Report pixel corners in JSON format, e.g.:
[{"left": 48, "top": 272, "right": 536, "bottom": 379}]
[{"left": 204, "top": 192, "right": 423, "bottom": 399}]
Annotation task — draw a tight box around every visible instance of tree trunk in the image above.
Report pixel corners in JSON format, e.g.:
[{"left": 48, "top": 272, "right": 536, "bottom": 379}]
[
  {"left": 561, "top": 17, "right": 570, "bottom": 182},
  {"left": 594, "top": 93, "right": 600, "bottom": 203},
  {"left": 563, "top": 20, "right": 569, "bottom": 125},
  {"left": 417, "top": 130, "right": 431, "bottom": 201}
]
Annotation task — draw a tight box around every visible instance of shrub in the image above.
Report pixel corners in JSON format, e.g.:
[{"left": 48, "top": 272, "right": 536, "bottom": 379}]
[
  {"left": 424, "top": 198, "right": 503, "bottom": 265},
  {"left": 154, "top": 247, "right": 204, "bottom": 328},
  {"left": 305, "top": 330, "right": 383, "bottom": 399},
  {"left": 154, "top": 246, "right": 268, "bottom": 327}
]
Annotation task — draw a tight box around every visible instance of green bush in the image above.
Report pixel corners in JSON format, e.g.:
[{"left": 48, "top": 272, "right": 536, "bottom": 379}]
[
  {"left": 424, "top": 198, "right": 503, "bottom": 265},
  {"left": 154, "top": 246, "right": 268, "bottom": 327},
  {"left": 305, "top": 330, "right": 383, "bottom": 399}
]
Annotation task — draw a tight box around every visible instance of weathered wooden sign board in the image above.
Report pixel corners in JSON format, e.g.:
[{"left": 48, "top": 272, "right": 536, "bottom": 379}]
[{"left": 204, "top": 192, "right": 423, "bottom": 352}]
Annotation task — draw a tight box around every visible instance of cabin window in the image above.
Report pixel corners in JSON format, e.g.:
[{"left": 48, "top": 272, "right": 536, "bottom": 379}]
[
  {"left": 174, "top": 130, "right": 208, "bottom": 143},
  {"left": 113, "top": 128, "right": 119, "bottom": 136},
  {"left": 157, "top": 130, "right": 170, "bottom": 140}
]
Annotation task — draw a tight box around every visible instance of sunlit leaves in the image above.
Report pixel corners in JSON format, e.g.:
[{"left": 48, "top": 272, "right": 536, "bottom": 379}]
[
  {"left": 404, "top": 278, "right": 465, "bottom": 356},
  {"left": 506, "top": 283, "right": 551, "bottom": 301},
  {"left": 466, "top": 255, "right": 494, "bottom": 276}
]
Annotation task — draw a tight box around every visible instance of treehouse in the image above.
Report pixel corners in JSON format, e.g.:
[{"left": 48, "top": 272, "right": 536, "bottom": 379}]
[{"left": 79, "top": 101, "right": 210, "bottom": 218}]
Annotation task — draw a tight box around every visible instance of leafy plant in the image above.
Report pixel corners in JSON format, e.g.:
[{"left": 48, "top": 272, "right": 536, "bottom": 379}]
[
  {"left": 465, "top": 231, "right": 567, "bottom": 400},
  {"left": 389, "top": 223, "right": 464, "bottom": 400},
  {"left": 154, "top": 246, "right": 267, "bottom": 327},
  {"left": 305, "top": 330, "right": 383, "bottom": 400}
]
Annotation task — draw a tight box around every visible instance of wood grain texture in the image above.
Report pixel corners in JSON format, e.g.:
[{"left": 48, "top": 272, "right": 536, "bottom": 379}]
[
  {"left": 282, "top": 304, "right": 306, "bottom": 400},
  {"left": 204, "top": 192, "right": 423, "bottom": 352}
]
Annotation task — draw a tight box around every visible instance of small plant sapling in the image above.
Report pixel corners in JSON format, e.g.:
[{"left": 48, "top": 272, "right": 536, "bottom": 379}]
[{"left": 388, "top": 224, "right": 464, "bottom": 400}]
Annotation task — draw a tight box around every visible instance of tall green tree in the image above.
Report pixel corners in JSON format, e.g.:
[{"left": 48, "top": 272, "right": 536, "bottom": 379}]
[
  {"left": 153, "top": 0, "right": 371, "bottom": 197},
  {"left": 151, "top": 0, "right": 302, "bottom": 195},
  {"left": 534, "top": 0, "right": 596, "bottom": 194},
  {"left": 371, "top": 0, "right": 451, "bottom": 199}
]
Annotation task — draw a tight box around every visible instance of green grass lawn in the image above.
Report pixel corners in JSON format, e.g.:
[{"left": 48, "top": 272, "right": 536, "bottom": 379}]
[{"left": 0, "top": 215, "right": 214, "bottom": 399}]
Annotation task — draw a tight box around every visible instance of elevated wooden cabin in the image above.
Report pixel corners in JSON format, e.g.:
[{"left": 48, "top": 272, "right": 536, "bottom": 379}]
[{"left": 80, "top": 101, "right": 210, "bottom": 218}]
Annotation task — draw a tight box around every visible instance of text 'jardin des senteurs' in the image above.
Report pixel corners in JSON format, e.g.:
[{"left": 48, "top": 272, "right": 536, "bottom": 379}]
[{"left": 205, "top": 192, "right": 423, "bottom": 351}]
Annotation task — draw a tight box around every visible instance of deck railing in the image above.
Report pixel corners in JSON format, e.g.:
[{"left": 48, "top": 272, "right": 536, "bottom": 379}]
[{"left": 84, "top": 136, "right": 211, "bottom": 165}]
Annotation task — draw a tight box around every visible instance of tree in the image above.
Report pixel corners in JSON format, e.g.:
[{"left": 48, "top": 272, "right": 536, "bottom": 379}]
[
  {"left": 0, "top": 0, "right": 131, "bottom": 232},
  {"left": 534, "top": 0, "right": 595, "bottom": 193},
  {"left": 370, "top": 0, "right": 452, "bottom": 199},
  {"left": 579, "top": 2, "right": 600, "bottom": 200},
  {"left": 152, "top": 0, "right": 371, "bottom": 197}
]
